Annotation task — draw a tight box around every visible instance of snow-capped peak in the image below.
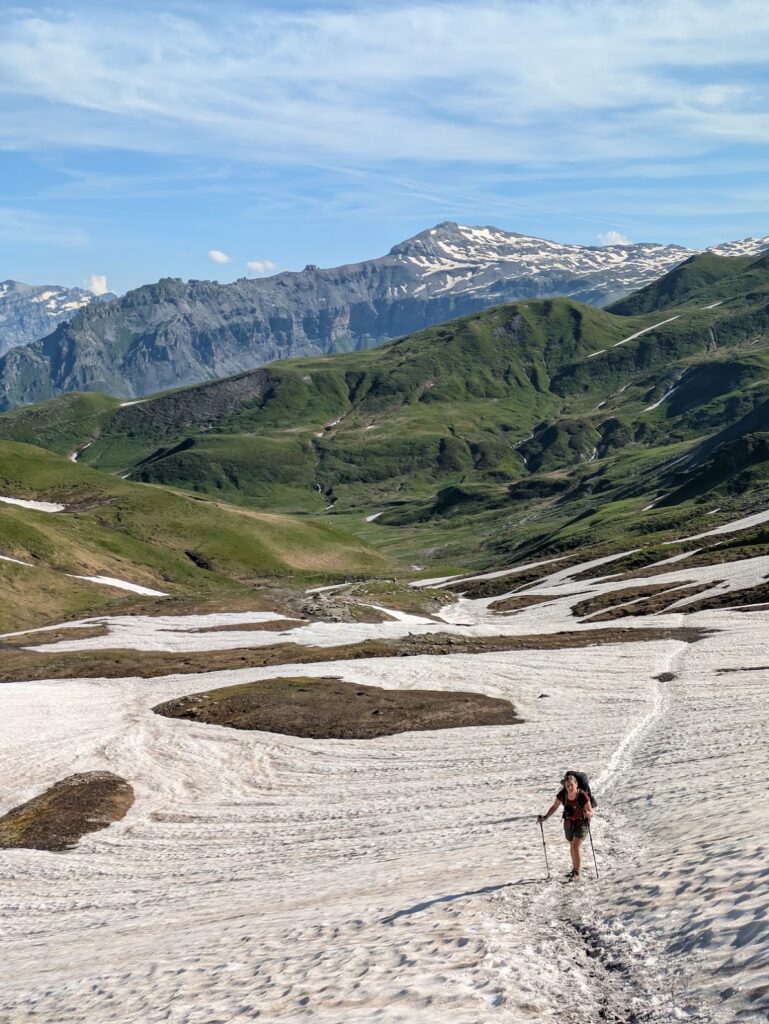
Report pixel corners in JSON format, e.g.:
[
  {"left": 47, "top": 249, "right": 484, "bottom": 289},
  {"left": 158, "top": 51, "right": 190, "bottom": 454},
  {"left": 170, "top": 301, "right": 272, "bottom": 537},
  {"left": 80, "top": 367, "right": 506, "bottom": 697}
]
[
  {"left": 0, "top": 280, "right": 116, "bottom": 357},
  {"left": 386, "top": 222, "right": 769, "bottom": 302}
]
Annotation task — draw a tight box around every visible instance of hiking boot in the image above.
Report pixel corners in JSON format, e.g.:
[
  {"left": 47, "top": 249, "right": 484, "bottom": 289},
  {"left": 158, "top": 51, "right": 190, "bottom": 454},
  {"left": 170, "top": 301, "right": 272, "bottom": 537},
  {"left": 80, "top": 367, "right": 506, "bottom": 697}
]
[{"left": 565, "top": 868, "right": 577, "bottom": 878}]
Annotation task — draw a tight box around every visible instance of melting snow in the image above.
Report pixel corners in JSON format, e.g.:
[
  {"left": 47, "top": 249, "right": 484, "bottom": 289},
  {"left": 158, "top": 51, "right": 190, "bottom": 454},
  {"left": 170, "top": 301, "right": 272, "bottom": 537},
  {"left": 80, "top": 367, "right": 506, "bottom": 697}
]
[
  {"left": 66, "top": 575, "right": 168, "bottom": 597},
  {"left": 668, "top": 506, "right": 769, "bottom": 544},
  {"left": 0, "top": 496, "right": 65, "bottom": 513},
  {"left": 643, "top": 385, "right": 678, "bottom": 412},
  {"left": 3, "top": 511, "right": 769, "bottom": 1021}
]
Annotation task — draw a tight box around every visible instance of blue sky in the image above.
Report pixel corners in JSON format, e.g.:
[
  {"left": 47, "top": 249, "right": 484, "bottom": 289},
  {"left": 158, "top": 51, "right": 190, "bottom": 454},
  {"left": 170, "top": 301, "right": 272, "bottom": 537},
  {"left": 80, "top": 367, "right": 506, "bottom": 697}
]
[{"left": 1, "top": 0, "right": 769, "bottom": 294}]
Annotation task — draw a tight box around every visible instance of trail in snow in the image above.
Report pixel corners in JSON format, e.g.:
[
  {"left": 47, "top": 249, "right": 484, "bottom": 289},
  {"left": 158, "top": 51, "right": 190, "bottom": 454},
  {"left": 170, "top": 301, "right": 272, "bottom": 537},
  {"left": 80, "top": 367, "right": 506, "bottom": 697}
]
[{"left": 3, "top": 506, "right": 769, "bottom": 1021}]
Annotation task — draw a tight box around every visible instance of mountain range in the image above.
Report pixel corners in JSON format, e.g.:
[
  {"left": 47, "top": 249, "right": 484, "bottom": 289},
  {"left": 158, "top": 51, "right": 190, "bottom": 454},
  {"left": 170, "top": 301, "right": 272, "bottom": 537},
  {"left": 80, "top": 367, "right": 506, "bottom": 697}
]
[
  {"left": 1, "top": 222, "right": 767, "bottom": 411},
  {"left": 0, "top": 280, "right": 115, "bottom": 357},
  {"left": 3, "top": 247, "right": 768, "bottom": 580}
]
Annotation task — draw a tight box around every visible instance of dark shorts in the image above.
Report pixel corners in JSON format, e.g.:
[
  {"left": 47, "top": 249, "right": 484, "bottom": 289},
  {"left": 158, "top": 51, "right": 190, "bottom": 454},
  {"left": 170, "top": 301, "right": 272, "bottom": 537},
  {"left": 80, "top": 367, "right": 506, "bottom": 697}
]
[{"left": 564, "top": 819, "right": 589, "bottom": 841}]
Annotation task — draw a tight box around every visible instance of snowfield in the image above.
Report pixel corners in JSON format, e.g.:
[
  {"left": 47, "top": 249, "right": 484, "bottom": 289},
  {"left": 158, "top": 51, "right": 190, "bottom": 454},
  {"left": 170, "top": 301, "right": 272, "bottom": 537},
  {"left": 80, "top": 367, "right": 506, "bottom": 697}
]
[{"left": 0, "top": 523, "right": 768, "bottom": 1022}]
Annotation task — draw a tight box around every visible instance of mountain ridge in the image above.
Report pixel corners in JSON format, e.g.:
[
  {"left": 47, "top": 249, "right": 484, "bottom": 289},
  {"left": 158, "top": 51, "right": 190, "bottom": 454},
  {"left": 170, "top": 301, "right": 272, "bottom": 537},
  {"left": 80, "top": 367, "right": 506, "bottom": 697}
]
[
  {"left": 0, "top": 280, "right": 116, "bottom": 357},
  {"left": 2, "top": 250, "right": 769, "bottom": 581},
  {"left": 1, "top": 222, "right": 767, "bottom": 412}
]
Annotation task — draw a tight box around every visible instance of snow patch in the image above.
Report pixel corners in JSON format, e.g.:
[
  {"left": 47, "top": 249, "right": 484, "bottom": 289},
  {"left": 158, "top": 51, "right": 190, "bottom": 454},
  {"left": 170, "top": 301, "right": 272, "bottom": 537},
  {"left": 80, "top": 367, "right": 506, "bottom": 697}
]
[
  {"left": 66, "top": 575, "right": 168, "bottom": 597},
  {"left": 0, "top": 496, "right": 66, "bottom": 513}
]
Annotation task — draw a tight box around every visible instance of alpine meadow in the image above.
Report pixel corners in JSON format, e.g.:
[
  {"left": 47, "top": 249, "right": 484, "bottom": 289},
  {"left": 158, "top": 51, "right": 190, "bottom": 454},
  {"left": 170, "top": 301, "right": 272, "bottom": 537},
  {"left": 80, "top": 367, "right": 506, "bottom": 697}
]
[{"left": 2, "top": 4, "right": 769, "bottom": 1023}]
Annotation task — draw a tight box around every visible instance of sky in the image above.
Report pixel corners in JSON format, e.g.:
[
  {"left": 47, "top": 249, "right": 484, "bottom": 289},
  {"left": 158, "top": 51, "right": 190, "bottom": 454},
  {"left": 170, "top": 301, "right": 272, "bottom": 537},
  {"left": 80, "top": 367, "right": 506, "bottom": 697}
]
[{"left": 1, "top": 0, "right": 769, "bottom": 295}]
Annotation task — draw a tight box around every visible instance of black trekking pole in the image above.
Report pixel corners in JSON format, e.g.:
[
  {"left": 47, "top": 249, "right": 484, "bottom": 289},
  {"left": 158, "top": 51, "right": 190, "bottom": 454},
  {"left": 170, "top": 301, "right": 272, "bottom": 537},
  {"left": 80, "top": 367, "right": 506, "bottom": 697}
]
[
  {"left": 539, "top": 819, "right": 550, "bottom": 880},
  {"left": 587, "top": 819, "right": 599, "bottom": 880}
]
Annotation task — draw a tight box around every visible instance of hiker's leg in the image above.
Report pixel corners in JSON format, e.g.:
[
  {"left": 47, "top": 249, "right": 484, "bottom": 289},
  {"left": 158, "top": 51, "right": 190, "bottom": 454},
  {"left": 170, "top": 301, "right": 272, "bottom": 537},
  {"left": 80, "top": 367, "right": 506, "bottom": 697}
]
[{"left": 571, "top": 838, "right": 583, "bottom": 874}]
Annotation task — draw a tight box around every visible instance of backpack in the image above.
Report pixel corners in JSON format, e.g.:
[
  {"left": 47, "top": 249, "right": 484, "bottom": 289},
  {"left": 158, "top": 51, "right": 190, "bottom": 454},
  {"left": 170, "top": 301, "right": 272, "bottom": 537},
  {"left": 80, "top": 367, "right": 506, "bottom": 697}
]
[{"left": 564, "top": 769, "right": 598, "bottom": 810}]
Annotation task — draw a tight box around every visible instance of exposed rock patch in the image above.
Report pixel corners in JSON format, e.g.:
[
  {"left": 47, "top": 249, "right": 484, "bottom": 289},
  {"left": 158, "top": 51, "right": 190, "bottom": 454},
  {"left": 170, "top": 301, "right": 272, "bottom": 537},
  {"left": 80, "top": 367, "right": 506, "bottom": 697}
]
[
  {"left": 0, "top": 772, "right": 134, "bottom": 851},
  {"left": 153, "top": 676, "right": 521, "bottom": 739}
]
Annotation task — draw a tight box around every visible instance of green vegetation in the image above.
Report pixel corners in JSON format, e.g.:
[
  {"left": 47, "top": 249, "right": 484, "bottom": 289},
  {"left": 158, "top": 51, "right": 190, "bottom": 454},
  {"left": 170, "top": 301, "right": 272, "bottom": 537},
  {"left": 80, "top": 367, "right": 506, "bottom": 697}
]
[
  {"left": 0, "top": 391, "right": 120, "bottom": 456},
  {"left": 2, "top": 250, "right": 769, "bottom": 609},
  {"left": 0, "top": 440, "right": 398, "bottom": 631}
]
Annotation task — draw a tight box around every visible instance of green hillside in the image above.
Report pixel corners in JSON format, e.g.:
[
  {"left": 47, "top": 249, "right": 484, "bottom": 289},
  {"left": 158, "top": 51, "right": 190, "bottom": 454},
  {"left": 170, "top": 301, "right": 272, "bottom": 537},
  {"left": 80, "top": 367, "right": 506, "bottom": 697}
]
[
  {"left": 606, "top": 252, "right": 756, "bottom": 315},
  {"left": 0, "top": 391, "right": 120, "bottom": 456},
  {"left": 0, "top": 441, "right": 398, "bottom": 631},
  {"left": 3, "top": 250, "right": 769, "bottom": 579}
]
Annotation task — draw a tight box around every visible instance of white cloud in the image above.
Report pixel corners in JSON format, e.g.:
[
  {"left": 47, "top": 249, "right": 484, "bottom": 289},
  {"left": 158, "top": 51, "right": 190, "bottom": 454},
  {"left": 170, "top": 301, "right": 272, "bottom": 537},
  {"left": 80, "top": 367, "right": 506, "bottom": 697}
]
[
  {"left": 208, "top": 249, "right": 231, "bottom": 264},
  {"left": 87, "top": 273, "right": 109, "bottom": 294},
  {"left": 246, "top": 259, "right": 276, "bottom": 275},
  {"left": 598, "top": 230, "right": 632, "bottom": 246}
]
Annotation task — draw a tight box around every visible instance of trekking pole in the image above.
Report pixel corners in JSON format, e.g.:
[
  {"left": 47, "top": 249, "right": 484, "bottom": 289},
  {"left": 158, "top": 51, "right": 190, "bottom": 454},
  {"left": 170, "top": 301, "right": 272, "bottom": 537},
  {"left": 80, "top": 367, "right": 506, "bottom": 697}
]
[
  {"left": 539, "top": 819, "right": 550, "bottom": 880},
  {"left": 587, "top": 820, "right": 599, "bottom": 880}
]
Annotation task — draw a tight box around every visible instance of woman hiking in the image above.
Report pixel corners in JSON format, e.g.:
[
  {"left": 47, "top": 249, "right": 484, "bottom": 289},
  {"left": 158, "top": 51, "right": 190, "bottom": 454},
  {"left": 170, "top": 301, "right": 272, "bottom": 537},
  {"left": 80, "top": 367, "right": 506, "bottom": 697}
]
[{"left": 538, "top": 773, "right": 593, "bottom": 880}]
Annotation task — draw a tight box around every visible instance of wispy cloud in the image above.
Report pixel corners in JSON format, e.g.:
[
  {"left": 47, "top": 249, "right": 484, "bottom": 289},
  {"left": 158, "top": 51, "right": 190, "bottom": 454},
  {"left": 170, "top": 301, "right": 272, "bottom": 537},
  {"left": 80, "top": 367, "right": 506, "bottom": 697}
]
[
  {"left": 0, "top": 206, "right": 87, "bottom": 246},
  {"left": 1, "top": 3, "right": 769, "bottom": 170},
  {"left": 207, "top": 249, "right": 231, "bottom": 264}
]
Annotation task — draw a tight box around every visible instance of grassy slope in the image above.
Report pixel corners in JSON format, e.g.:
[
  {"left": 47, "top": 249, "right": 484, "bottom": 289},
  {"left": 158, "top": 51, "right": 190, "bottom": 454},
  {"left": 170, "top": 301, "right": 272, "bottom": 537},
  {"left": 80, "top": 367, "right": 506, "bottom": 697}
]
[
  {"left": 63, "top": 299, "right": 647, "bottom": 509},
  {"left": 0, "top": 441, "right": 399, "bottom": 631},
  {"left": 0, "top": 391, "right": 120, "bottom": 456}
]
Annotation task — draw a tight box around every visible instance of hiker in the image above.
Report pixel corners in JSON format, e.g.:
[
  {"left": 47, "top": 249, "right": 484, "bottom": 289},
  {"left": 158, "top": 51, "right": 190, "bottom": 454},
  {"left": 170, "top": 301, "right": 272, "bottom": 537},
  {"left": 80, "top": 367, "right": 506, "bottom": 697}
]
[{"left": 538, "top": 772, "right": 593, "bottom": 880}]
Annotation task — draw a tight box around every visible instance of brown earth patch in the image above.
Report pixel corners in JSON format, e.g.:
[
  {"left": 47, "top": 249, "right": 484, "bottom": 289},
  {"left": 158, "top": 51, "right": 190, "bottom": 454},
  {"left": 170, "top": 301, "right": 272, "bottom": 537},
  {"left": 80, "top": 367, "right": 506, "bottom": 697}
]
[
  {"left": 581, "top": 582, "right": 720, "bottom": 622},
  {"left": 0, "top": 624, "right": 109, "bottom": 649},
  {"left": 489, "top": 594, "right": 563, "bottom": 613},
  {"left": 186, "top": 618, "right": 306, "bottom": 634},
  {"left": 677, "top": 580, "right": 769, "bottom": 614},
  {"left": 571, "top": 582, "right": 689, "bottom": 619},
  {"left": 153, "top": 676, "right": 521, "bottom": 739},
  {"left": 567, "top": 547, "right": 698, "bottom": 583},
  {"left": 606, "top": 544, "right": 769, "bottom": 584},
  {"left": 0, "top": 772, "right": 134, "bottom": 851},
  {"left": 0, "top": 627, "right": 712, "bottom": 683},
  {"left": 439, "top": 559, "right": 581, "bottom": 599}
]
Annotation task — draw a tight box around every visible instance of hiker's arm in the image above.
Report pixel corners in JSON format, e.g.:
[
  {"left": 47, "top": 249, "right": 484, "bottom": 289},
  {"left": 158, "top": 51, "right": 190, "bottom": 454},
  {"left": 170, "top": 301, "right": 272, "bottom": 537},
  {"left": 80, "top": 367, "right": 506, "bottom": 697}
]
[
  {"left": 583, "top": 796, "right": 593, "bottom": 819},
  {"left": 538, "top": 798, "right": 561, "bottom": 823}
]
